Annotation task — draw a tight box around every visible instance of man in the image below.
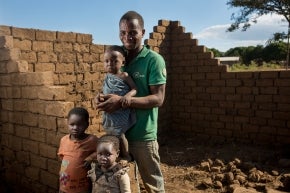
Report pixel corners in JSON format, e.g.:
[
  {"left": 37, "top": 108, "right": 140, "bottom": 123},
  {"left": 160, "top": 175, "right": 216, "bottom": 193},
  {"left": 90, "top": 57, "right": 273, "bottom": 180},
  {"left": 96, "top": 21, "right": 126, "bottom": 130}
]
[{"left": 96, "top": 11, "right": 166, "bottom": 193}]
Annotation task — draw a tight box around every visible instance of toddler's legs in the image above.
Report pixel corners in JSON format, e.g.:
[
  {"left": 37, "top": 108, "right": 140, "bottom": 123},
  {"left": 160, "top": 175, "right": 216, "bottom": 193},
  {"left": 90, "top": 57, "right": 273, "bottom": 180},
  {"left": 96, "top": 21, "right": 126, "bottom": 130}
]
[{"left": 119, "top": 133, "right": 132, "bottom": 162}]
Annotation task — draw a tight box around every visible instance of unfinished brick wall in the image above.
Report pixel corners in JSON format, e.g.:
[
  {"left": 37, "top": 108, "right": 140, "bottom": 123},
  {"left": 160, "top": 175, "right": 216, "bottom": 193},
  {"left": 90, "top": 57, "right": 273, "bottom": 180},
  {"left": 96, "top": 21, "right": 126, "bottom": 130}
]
[
  {"left": 0, "top": 20, "right": 290, "bottom": 192},
  {"left": 146, "top": 20, "right": 290, "bottom": 144}
]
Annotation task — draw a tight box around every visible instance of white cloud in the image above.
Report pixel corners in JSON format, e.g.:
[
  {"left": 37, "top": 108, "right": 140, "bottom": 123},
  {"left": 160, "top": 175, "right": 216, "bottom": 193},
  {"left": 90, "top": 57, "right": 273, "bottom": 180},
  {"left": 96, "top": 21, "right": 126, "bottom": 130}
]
[{"left": 194, "top": 14, "right": 287, "bottom": 52}]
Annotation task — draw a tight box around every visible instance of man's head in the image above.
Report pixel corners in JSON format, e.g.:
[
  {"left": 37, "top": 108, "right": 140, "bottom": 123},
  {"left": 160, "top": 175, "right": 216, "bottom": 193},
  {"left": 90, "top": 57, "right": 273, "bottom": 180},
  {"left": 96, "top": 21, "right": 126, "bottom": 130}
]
[{"left": 119, "top": 11, "right": 145, "bottom": 51}]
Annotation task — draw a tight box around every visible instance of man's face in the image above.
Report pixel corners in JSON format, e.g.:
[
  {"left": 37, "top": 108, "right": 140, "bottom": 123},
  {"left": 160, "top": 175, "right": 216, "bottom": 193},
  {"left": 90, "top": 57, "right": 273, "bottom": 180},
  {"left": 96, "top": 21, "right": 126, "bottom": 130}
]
[{"left": 119, "top": 19, "right": 145, "bottom": 51}]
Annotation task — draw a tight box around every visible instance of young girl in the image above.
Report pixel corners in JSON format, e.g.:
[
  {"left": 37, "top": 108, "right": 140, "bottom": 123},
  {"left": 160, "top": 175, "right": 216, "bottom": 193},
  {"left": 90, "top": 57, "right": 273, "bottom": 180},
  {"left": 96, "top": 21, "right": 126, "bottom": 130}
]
[
  {"left": 100, "top": 45, "right": 137, "bottom": 162},
  {"left": 58, "top": 107, "right": 98, "bottom": 193},
  {"left": 88, "top": 134, "right": 131, "bottom": 193}
]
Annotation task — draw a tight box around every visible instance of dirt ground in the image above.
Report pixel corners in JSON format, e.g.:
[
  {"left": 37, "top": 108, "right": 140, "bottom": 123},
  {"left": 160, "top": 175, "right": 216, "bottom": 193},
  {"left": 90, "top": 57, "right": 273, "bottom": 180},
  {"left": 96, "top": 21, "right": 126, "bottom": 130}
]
[
  {"left": 1, "top": 130, "right": 290, "bottom": 193},
  {"left": 139, "top": 131, "right": 290, "bottom": 193}
]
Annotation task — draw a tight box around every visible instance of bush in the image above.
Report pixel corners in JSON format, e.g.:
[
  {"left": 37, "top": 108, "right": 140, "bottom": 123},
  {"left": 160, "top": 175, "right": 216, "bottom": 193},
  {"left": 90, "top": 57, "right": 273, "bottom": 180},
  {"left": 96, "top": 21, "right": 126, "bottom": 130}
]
[{"left": 228, "top": 61, "right": 285, "bottom": 72}]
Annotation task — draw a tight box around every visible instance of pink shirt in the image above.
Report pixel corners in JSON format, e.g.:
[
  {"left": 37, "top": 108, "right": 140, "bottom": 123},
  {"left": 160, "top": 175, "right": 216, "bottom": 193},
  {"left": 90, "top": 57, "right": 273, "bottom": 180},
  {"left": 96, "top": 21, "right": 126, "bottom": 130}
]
[{"left": 58, "top": 134, "right": 98, "bottom": 193}]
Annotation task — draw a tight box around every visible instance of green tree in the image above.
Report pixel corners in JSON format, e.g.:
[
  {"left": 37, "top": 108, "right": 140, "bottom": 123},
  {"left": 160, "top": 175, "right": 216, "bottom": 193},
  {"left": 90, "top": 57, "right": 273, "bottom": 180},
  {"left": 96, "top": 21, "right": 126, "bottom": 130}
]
[
  {"left": 262, "top": 41, "right": 287, "bottom": 62},
  {"left": 227, "top": 0, "right": 290, "bottom": 68},
  {"left": 207, "top": 48, "right": 224, "bottom": 57},
  {"left": 227, "top": 0, "right": 290, "bottom": 32}
]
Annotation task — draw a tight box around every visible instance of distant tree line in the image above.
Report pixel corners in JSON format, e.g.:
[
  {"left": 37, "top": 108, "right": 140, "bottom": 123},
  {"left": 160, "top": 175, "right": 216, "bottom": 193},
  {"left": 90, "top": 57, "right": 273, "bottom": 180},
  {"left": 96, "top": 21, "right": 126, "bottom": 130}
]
[{"left": 208, "top": 41, "right": 287, "bottom": 65}]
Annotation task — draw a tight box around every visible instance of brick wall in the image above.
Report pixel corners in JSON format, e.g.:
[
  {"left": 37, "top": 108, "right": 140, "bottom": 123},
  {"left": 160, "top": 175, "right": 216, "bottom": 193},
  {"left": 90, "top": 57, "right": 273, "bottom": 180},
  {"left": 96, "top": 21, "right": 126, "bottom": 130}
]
[
  {"left": 145, "top": 20, "right": 290, "bottom": 144},
  {"left": 0, "top": 26, "right": 104, "bottom": 192},
  {"left": 0, "top": 20, "right": 290, "bottom": 192}
]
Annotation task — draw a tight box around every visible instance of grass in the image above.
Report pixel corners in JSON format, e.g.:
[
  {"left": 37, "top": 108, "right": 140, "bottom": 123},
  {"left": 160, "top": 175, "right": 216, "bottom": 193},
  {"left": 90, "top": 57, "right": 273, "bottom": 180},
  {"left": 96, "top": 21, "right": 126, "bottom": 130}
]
[{"left": 228, "top": 61, "right": 287, "bottom": 72}]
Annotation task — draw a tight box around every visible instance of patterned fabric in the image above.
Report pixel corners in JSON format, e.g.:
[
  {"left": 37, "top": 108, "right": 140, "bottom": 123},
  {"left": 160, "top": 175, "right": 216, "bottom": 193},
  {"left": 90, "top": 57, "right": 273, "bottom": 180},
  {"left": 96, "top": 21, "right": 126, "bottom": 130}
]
[
  {"left": 88, "top": 162, "right": 131, "bottom": 193},
  {"left": 58, "top": 134, "right": 98, "bottom": 193},
  {"left": 102, "top": 73, "right": 136, "bottom": 135}
]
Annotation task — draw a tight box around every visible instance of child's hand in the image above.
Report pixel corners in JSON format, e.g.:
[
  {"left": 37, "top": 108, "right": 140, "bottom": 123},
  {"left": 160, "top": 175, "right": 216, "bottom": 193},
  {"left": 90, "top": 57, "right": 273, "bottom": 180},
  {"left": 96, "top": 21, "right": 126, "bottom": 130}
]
[
  {"left": 83, "top": 160, "right": 91, "bottom": 170},
  {"left": 120, "top": 96, "right": 131, "bottom": 108}
]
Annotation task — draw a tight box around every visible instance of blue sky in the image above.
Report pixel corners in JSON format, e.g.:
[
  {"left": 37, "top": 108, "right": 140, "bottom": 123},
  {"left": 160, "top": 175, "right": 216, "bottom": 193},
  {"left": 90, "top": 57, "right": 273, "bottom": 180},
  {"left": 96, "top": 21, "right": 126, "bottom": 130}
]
[{"left": 0, "top": 0, "right": 287, "bottom": 52}]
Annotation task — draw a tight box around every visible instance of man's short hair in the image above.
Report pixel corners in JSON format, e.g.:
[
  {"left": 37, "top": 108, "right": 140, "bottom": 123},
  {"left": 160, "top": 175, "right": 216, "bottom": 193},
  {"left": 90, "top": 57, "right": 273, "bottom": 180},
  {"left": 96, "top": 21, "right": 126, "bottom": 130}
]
[{"left": 119, "top": 10, "right": 144, "bottom": 29}]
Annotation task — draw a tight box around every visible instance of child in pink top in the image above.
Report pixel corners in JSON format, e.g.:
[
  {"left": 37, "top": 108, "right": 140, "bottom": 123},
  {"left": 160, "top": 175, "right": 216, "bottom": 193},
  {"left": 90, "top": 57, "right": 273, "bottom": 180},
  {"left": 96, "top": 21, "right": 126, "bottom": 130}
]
[{"left": 58, "top": 107, "right": 98, "bottom": 193}]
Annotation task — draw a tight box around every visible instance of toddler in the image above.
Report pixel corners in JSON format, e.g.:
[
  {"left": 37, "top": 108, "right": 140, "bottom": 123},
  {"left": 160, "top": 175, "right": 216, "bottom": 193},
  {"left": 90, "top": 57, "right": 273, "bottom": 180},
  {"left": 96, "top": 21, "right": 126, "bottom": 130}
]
[
  {"left": 88, "top": 134, "right": 131, "bottom": 193},
  {"left": 100, "top": 45, "right": 137, "bottom": 162}
]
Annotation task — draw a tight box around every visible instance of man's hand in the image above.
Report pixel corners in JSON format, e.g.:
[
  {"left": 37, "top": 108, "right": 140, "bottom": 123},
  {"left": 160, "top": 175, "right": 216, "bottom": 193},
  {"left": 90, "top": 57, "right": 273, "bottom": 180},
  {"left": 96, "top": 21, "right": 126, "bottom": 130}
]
[{"left": 96, "top": 94, "right": 122, "bottom": 113}]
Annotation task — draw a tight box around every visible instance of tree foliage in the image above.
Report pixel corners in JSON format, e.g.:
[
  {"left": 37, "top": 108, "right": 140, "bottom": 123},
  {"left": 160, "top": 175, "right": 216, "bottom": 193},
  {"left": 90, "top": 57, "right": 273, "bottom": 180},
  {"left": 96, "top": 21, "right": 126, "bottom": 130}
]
[
  {"left": 227, "top": 0, "right": 290, "bottom": 32},
  {"left": 263, "top": 41, "right": 287, "bottom": 61},
  {"left": 207, "top": 48, "right": 224, "bottom": 57},
  {"left": 223, "top": 42, "right": 287, "bottom": 64}
]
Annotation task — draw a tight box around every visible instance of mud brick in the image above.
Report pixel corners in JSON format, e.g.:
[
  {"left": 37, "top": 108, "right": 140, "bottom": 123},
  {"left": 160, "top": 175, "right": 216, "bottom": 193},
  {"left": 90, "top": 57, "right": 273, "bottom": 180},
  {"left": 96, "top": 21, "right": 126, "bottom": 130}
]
[
  {"left": 40, "top": 170, "right": 58, "bottom": 189},
  {"left": 256, "top": 79, "right": 273, "bottom": 86},
  {"left": 38, "top": 115, "right": 57, "bottom": 131},
  {"left": 16, "top": 151, "right": 30, "bottom": 165},
  {"left": 20, "top": 51, "right": 37, "bottom": 63},
  {"left": 154, "top": 26, "right": 167, "bottom": 33},
  {"left": 55, "top": 63, "right": 74, "bottom": 72},
  {"left": 47, "top": 159, "right": 60, "bottom": 175},
  {"left": 13, "top": 39, "right": 32, "bottom": 51},
  {"left": 57, "top": 31, "right": 76, "bottom": 43},
  {"left": 8, "top": 111, "right": 22, "bottom": 124},
  {"left": 255, "top": 95, "right": 272, "bottom": 103},
  {"left": 273, "top": 112, "right": 290, "bottom": 120},
  {"left": 12, "top": 27, "right": 35, "bottom": 40},
  {"left": 30, "top": 127, "right": 45, "bottom": 142},
  {"left": 2, "top": 146, "right": 15, "bottom": 161},
  {"left": 59, "top": 52, "right": 77, "bottom": 63},
  {"left": 90, "top": 44, "right": 104, "bottom": 54},
  {"left": 10, "top": 73, "right": 27, "bottom": 86},
  {"left": 35, "top": 62, "right": 55, "bottom": 72},
  {"left": 37, "top": 51, "right": 57, "bottom": 63},
  {"left": 10, "top": 135, "right": 22, "bottom": 151},
  {"left": 275, "top": 79, "right": 290, "bottom": 86},
  {"left": 1, "top": 99, "right": 13, "bottom": 110},
  {"left": 15, "top": 125, "right": 29, "bottom": 138},
  {"left": 22, "top": 139, "right": 39, "bottom": 154},
  {"left": 32, "top": 41, "right": 53, "bottom": 52},
  {"left": 0, "top": 25, "right": 11, "bottom": 36},
  {"left": 39, "top": 143, "right": 57, "bottom": 159},
  {"left": 76, "top": 33, "right": 92, "bottom": 44},
  {"left": 6, "top": 87, "right": 21, "bottom": 98},
  {"left": 46, "top": 131, "right": 61, "bottom": 146},
  {"left": 0, "top": 35, "right": 13, "bottom": 48},
  {"left": 260, "top": 71, "right": 279, "bottom": 78},
  {"left": 74, "top": 43, "right": 90, "bottom": 52},
  {"left": 54, "top": 42, "right": 73, "bottom": 52},
  {"left": 149, "top": 32, "right": 163, "bottom": 40},
  {"left": 30, "top": 153, "right": 47, "bottom": 169},
  {"left": 38, "top": 86, "right": 66, "bottom": 100},
  {"left": 23, "top": 112, "right": 38, "bottom": 127},
  {"left": 206, "top": 72, "right": 220, "bottom": 80},
  {"left": 7, "top": 60, "right": 29, "bottom": 73},
  {"left": 25, "top": 166, "right": 39, "bottom": 181},
  {"left": 36, "top": 29, "right": 56, "bottom": 41},
  {"left": 0, "top": 48, "right": 20, "bottom": 61},
  {"left": 1, "top": 123, "right": 14, "bottom": 134},
  {"left": 158, "top": 20, "right": 170, "bottom": 26},
  {"left": 26, "top": 71, "right": 54, "bottom": 86},
  {"left": 280, "top": 71, "right": 290, "bottom": 78},
  {"left": 21, "top": 86, "right": 38, "bottom": 99},
  {"left": 45, "top": 101, "right": 74, "bottom": 117},
  {"left": 58, "top": 73, "right": 76, "bottom": 84},
  {"left": 226, "top": 79, "right": 242, "bottom": 87}
]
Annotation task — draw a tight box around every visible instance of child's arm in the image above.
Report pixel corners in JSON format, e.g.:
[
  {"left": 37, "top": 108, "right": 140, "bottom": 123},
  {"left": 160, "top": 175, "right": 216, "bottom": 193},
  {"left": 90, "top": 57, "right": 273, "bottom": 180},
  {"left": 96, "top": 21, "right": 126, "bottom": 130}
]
[
  {"left": 119, "top": 173, "right": 131, "bottom": 193},
  {"left": 83, "top": 152, "right": 97, "bottom": 169},
  {"left": 121, "top": 73, "right": 137, "bottom": 108}
]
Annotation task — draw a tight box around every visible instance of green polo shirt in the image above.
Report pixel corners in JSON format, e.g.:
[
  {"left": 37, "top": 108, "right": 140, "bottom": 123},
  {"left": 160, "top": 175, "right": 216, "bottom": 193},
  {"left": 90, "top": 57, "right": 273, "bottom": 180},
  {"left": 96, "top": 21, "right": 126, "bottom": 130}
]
[{"left": 122, "top": 45, "right": 167, "bottom": 141}]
